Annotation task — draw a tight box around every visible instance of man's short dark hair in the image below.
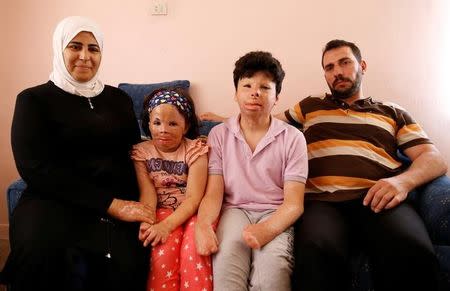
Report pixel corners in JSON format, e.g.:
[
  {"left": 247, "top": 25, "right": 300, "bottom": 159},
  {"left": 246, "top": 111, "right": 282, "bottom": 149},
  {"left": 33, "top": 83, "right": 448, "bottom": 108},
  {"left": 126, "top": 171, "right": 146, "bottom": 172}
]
[
  {"left": 233, "top": 51, "right": 285, "bottom": 95},
  {"left": 321, "top": 39, "right": 362, "bottom": 67}
]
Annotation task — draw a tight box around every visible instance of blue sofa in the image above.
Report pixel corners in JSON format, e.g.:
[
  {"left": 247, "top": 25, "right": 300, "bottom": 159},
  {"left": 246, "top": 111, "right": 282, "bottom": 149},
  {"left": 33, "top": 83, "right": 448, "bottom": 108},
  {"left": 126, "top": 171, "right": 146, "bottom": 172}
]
[{"left": 6, "top": 81, "right": 450, "bottom": 290}]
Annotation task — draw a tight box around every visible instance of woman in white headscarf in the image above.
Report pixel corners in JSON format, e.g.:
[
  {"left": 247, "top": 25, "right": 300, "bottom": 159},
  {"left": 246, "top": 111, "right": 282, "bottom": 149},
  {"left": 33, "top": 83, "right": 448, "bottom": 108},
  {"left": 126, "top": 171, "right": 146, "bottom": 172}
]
[{"left": 1, "top": 16, "right": 153, "bottom": 291}]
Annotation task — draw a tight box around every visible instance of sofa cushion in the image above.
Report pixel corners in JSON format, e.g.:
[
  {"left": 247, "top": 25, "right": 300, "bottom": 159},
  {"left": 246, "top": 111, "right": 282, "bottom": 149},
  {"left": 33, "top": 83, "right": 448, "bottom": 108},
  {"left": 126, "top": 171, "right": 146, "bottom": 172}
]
[
  {"left": 198, "top": 120, "right": 221, "bottom": 138},
  {"left": 118, "top": 80, "right": 190, "bottom": 137},
  {"left": 435, "top": 245, "right": 450, "bottom": 288},
  {"left": 7, "top": 179, "right": 26, "bottom": 218},
  {"left": 415, "top": 175, "right": 450, "bottom": 245}
]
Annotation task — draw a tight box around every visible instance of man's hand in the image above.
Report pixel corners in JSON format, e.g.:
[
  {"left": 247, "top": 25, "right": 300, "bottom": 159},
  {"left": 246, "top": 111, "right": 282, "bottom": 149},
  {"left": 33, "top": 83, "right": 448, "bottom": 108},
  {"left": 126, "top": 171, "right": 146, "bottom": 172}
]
[
  {"left": 107, "top": 198, "right": 155, "bottom": 224},
  {"left": 199, "top": 112, "right": 226, "bottom": 122},
  {"left": 364, "top": 144, "right": 448, "bottom": 213},
  {"left": 195, "top": 222, "right": 219, "bottom": 256},
  {"left": 363, "top": 176, "right": 410, "bottom": 213}
]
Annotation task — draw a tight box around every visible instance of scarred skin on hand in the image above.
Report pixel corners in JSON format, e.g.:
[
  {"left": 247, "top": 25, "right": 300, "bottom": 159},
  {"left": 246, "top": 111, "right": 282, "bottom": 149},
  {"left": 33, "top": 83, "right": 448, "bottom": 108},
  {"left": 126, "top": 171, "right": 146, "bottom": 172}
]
[
  {"left": 242, "top": 221, "right": 279, "bottom": 249},
  {"left": 199, "top": 112, "right": 226, "bottom": 122},
  {"left": 107, "top": 198, "right": 155, "bottom": 224},
  {"left": 195, "top": 222, "right": 219, "bottom": 256},
  {"left": 141, "top": 220, "right": 173, "bottom": 247},
  {"left": 139, "top": 222, "right": 152, "bottom": 241}
]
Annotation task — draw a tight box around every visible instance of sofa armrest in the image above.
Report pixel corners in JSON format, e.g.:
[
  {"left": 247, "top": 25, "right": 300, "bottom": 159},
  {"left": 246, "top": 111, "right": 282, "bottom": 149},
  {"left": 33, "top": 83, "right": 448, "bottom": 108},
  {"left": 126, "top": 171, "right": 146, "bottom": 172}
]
[
  {"left": 7, "top": 179, "right": 26, "bottom": 219},
  {"left": 413, "top": 175, "right": 450, "bottom": 245}
]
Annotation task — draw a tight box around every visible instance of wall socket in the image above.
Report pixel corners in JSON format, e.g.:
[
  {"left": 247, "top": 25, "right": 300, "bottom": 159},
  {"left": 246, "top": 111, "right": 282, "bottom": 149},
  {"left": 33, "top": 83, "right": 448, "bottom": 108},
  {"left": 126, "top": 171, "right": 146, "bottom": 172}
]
[{"left": 151, "top": 0, "right": 168, "bottom": 15}]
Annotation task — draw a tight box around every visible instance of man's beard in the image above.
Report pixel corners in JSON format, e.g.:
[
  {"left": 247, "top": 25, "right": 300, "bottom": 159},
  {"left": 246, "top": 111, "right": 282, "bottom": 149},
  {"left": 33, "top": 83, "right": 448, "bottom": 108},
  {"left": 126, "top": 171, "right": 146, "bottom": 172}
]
[{"left": 329, "top": 70, "right": 362, "bottom": 100}]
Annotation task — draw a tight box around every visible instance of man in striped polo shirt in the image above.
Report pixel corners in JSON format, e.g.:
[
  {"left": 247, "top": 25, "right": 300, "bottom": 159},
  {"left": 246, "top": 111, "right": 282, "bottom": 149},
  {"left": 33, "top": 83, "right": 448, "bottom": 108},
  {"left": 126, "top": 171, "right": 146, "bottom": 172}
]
[{"left": 278, "top": 40, "right": 448, "bottom": 291}]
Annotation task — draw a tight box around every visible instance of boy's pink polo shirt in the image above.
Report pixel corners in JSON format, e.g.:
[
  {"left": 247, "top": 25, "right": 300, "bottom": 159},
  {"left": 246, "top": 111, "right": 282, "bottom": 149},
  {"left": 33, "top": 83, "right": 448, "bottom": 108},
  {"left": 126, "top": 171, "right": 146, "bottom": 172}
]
[{"left": 207, "top": 115, "right": 308, "bottom": 211}]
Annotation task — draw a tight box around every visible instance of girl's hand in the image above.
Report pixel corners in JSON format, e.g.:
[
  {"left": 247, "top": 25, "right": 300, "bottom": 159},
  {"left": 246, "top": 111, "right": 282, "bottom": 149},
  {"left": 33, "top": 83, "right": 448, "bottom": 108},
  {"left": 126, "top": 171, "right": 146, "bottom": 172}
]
[
  {"left": 107, "top": 198, "right": 155, "bottom": 224},
  {"left": 139, "top": 222, "right": 153, "bottom": 242},
  {"left": 142, "top": 221, "right": 172, "bottom": 247},
  {"left": 195, "top": 222, "right": 219, "bottom": 256}
]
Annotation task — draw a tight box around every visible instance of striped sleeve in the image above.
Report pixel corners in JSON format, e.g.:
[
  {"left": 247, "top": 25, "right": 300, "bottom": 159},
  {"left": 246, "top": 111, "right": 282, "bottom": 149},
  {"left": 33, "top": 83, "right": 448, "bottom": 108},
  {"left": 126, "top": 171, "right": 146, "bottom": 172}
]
[
  {"left": 393, "top": 105, "right": 432, "bottom": 150},
  {"left": 284, "top": 128, "right": 308, "bottom": 183},
  {"left": 284, "top": 101, "right": 306, "bottom": 129}
]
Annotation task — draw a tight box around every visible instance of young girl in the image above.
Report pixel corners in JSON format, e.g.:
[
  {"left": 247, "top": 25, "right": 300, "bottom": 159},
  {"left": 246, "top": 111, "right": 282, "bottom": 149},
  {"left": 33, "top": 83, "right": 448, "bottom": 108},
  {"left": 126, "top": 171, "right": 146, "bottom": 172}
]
[{"left": 131, "top": 88, "right": 211, "bottom": 291}]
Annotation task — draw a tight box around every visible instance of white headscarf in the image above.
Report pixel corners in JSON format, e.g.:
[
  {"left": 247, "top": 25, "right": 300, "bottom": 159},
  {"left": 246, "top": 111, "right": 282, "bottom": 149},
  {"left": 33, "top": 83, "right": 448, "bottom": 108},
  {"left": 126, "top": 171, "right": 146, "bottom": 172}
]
[{"left": 49, "top": 16, "right": 105, "bottom": 97}]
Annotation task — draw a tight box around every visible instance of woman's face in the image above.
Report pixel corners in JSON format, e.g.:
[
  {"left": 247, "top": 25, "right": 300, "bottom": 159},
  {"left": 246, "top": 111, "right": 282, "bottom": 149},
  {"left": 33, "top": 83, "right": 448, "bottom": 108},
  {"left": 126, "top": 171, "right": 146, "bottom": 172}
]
[
  {"left": 63, "top": 31, "right": 101, "bottom": 82},
  {"left": 149, "top": 104, "right": 188, "bottom": 153}
]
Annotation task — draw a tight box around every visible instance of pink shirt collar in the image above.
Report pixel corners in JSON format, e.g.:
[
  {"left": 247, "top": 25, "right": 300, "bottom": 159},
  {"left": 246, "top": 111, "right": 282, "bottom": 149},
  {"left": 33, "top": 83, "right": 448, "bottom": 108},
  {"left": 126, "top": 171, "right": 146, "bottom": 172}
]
[{"left": 224, "top": 115, "right": 289, "bottom": 157}]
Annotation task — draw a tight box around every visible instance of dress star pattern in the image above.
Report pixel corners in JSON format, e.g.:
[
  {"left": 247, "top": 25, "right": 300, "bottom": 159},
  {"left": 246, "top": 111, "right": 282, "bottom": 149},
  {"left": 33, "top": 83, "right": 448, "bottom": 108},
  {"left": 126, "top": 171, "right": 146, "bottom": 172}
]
[{"left": 147, "top": 211, "right": 212, "bottom": 290}]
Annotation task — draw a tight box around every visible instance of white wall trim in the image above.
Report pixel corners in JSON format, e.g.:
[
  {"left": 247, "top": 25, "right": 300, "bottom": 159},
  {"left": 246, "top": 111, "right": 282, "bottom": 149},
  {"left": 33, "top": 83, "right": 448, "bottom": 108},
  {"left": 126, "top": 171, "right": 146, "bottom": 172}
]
[{"left": 0, "top": 224, "right": 9, "bottom": 240}]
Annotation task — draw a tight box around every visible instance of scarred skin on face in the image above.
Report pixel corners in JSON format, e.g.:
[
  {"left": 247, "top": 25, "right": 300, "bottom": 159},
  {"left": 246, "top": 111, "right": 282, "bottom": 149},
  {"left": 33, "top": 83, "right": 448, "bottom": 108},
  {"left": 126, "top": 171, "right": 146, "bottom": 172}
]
[{"left": 149, "top": 104, "right": 188, "bottom": 153}]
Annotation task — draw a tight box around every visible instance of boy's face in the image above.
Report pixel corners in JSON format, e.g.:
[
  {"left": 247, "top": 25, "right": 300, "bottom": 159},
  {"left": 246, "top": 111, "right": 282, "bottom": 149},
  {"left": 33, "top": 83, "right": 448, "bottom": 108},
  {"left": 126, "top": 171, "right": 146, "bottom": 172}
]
[{"left": 234, "top": 71, "right": 278, "bottom": 118}]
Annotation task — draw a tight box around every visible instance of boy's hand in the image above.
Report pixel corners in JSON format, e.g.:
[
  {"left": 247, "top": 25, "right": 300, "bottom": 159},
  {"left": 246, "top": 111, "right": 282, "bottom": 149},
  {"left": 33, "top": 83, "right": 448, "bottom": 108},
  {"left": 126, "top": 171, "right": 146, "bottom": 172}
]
[
  {"left": 242, "top": 222, "right": 277, "bottom": 249},
  {"left": 195, "top": 222, "right": 219, "bottom": 256}
]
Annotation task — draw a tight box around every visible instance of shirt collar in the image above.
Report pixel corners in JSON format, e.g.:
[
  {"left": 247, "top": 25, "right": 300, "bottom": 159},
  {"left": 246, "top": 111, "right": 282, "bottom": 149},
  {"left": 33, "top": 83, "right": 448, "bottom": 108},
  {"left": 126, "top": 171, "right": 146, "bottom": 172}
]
[
  {"left": 225, "top": 115, "right": 287, "bottom": 139},
  {"left": 325, "top": 93, "right": 374, "bottom": 107}
]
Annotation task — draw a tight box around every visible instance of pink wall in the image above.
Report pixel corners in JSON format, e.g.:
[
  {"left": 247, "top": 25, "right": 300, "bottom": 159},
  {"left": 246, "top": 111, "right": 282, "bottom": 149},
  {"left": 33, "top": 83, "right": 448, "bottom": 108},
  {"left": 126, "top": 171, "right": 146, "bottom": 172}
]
[{"left": 1, "top": 0, "right": 449, "bottom": 235}]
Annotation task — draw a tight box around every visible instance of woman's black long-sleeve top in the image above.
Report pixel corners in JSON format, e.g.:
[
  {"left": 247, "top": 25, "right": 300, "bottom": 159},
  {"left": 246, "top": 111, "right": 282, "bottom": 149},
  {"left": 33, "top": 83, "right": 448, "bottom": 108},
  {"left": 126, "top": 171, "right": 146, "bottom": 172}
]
[{"left": 11, "top": 81, "right": 141, "bottom": 215}]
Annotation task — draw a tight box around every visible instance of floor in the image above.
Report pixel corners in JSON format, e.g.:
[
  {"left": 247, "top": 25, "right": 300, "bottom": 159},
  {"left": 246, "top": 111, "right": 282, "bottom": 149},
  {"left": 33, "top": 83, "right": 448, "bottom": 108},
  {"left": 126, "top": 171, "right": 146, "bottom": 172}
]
[{"left": 0, "top": 239, "right": 10, "bottom": 291}]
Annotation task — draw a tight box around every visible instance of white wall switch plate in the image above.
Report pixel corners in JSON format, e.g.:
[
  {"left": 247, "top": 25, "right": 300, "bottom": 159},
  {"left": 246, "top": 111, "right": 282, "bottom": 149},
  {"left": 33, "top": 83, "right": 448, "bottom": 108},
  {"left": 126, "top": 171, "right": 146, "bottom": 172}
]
[{"left": 151, "top": 0, "right": 168, "bottom": 15}]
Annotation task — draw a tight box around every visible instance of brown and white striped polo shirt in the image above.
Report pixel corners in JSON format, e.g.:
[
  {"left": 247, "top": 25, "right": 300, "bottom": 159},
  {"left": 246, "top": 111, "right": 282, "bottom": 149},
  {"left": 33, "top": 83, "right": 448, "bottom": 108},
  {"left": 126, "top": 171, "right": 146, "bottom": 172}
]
[{"left": 284, "top": 94, "right": 432, "bottom": 201}]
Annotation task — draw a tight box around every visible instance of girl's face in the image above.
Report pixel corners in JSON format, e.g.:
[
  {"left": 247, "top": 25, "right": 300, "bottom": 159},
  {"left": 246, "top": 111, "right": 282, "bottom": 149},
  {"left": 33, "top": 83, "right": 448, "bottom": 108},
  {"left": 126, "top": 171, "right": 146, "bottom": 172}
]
[
  {"left": 149, "top": 104, "right": 188, "bottom": 152},
  {"left": 63, "top": 31, "right": 101, "bottom": 82}
]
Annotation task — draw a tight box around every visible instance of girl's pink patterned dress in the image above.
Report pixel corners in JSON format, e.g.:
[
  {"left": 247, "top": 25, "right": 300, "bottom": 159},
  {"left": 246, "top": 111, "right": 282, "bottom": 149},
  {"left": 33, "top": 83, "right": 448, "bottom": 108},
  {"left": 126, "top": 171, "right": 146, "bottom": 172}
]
[{"left": 132, "top": 138, "right": 212, "bottom": 291}]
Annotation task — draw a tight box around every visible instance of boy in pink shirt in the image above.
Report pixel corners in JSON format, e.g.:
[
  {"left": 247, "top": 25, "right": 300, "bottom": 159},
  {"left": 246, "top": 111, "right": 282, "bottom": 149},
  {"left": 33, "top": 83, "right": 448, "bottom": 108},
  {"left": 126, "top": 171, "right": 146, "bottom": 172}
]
[{"left": 195, "top": 51, "right": 308, "bottom": 290}]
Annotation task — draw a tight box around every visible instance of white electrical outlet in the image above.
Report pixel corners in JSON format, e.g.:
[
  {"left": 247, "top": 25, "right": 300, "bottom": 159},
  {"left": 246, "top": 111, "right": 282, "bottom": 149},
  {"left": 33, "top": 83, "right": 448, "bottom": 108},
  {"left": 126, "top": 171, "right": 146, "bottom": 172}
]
[{"left": 151, "top": 1, "right": 168, "bottom": 15}]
